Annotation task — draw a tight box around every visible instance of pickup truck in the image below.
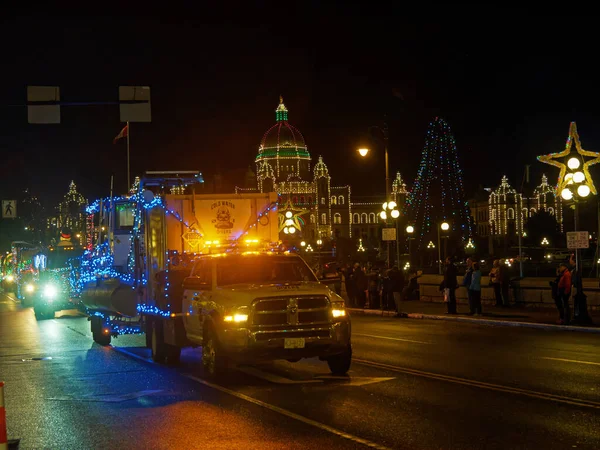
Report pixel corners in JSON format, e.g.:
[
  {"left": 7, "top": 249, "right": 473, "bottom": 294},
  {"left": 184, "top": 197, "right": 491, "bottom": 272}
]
[{"left": 149, "top": 252, "right": 352, "bottom": 378}]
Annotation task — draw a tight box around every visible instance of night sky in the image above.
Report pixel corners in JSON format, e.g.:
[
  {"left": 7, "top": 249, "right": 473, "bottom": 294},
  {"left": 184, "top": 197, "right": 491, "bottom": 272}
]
[{"left": 2, "top": 10, "right": 600, "bottom": 208}]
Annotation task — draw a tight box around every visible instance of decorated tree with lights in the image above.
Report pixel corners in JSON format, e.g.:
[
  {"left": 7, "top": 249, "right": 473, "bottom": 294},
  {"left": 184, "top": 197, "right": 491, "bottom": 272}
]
[{"left": 409, "top": 117, "right": 472, "bottom": 250}]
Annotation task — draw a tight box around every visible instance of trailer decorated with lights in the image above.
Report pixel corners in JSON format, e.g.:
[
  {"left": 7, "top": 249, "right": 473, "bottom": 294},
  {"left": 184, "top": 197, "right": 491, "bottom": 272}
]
[{"left": 74, "top": 171, "right": 280, "bottom": 345}]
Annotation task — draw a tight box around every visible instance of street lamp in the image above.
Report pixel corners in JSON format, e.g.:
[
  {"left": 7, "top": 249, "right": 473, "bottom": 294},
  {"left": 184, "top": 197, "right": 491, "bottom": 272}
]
[
  {"left": 382, "top": 201, "right": 401, "bottom": 267},
  {"left": 357, "top": 124, "right": 390, "bottom": 198},
  {"left": 406, "top": 225, "right": 414, "bottom": 266},
  {"left": 437, "top": 221, "right": 450, "bottom": 275}
]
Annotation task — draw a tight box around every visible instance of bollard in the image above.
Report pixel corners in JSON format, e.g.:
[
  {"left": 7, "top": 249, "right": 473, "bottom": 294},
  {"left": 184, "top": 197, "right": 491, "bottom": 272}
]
[{"left": 0, "top": 381, "right": 7, "bottom": 450}]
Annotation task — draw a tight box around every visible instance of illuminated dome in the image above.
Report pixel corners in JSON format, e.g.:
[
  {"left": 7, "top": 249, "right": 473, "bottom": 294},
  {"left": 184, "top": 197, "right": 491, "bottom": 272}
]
[{"left": 256, "top": 97, "right": 311, "bottom": 182}]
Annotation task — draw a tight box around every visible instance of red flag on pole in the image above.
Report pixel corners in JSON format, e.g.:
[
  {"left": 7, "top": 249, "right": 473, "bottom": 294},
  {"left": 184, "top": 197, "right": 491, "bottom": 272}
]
[{"left": 113, "top": 124, "right": 128, "bottom": 144}]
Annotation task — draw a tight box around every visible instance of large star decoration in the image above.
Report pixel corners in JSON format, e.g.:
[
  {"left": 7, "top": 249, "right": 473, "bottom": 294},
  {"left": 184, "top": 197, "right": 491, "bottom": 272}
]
[
  {"left": 278, "top": 199, "right": 307, "bottom": 232},
  {"left": 537, "top": 121, "right": 600, "bottom": 195}
]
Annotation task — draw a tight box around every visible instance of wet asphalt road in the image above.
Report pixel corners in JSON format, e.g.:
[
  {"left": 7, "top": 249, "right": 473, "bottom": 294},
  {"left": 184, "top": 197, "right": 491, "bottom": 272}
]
[{"left": 1, "top": 291, "right": 599, "bottom": 450}]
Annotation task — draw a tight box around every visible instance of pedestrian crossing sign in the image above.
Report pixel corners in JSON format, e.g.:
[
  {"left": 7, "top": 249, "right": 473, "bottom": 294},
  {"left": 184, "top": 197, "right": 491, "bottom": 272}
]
[{"left": 2, "top": 200, "right": 16, "bottom": 219}]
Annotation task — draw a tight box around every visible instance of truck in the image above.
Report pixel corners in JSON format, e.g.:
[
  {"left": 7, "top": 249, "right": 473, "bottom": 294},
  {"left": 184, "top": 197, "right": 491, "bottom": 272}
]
[
  {"left": 1, "top": 241, "right": 43, "bottom": 303},
  {"left": 31, "top": 239, "right": 84, "bottom": 320},
  {"left": 77, "top": 171, "right": 351, "bottom": 377}
]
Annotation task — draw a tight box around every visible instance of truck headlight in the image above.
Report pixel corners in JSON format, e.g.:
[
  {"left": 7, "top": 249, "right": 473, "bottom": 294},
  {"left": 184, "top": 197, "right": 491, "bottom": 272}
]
[
  {"left": 43, "top": 284, "right": 58, "bottom": 299},
  {"left": 332, "top": 309, "right": 346, "bottom": 318},
  {"left": 224, "top": 314, "right": 248, "bottom": 323},
  {"left": 25, "top": 284, "right": 35, "bottom": 293},
  {"left": 331, "top": 301, "right": 346, "bottom": 319}
]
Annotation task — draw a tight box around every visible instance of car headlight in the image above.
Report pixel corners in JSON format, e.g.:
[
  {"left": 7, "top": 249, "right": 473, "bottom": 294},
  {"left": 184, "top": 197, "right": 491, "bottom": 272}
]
[
  {"left": 43, "top": 284, "right": 58, "bottom": 299},
  {"left": 5, "top": 275, "right": 14, "bottom": 283},
  {"left": 25, "top": 284, "right": 35, "bottom": 293},
  {"left": 224, "top": 313, "right": 248, "bottom": 323},
  {"left": 331, "top": 301, "right": 346, "bottom": 319}
]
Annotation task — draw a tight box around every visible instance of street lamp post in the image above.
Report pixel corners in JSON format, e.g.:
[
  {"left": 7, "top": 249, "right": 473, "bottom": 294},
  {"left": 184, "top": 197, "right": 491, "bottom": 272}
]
[
  {"left": 316, "top": 238, "right": 323, "bottom": 267},
  {"left": 437, "top": 221, "right": 450, "bottom": 275},
  {"left": 359, "top": 121, "right": 392, "bottom": 267},
  {"left": 381, "top": 201, "right": 400, "bottom": 267},
  {"left": 560, "top": 156, "right": 593, "bottom": 324},
  {"left": 406, "top": 225, "right": 414, "bottom": 266}
]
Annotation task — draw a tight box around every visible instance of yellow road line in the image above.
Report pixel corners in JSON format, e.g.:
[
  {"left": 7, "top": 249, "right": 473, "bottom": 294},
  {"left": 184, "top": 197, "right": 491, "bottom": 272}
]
[
  {"left": 354, "top": 358, "right": 600, "bottom": 410},
  {"left": 540, "top": 356, "right": 600, "bottom": 367},
  {"left": 353, "top": 333, "right": 430, "bottom": 344}
]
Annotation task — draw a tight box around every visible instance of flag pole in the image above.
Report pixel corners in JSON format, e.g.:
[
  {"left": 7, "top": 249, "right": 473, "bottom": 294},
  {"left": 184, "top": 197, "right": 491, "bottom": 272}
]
[{"left": 126, "top": 121, "right": 131, "bottom": 191}]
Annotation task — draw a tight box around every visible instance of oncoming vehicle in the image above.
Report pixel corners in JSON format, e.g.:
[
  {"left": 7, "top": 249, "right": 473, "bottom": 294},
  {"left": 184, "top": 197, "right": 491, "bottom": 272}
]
[
  {"left": 32, "top": 242, "right": 83, "bottom": 320},
  {"left": 161, "top": 252, "right": 352, "bottom": 377}
]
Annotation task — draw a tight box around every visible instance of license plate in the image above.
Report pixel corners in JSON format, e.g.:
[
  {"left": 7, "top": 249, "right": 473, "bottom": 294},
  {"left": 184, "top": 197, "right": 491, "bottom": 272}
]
[{"left": 284, "top": 338, "right": 305, "bottom": 349}]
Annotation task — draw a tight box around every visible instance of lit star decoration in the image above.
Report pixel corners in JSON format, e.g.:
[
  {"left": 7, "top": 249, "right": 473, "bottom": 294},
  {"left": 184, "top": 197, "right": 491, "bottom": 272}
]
[
  {"left": 278, "top": 199, "right": 307, "bottom": 234},
  {"left": 537, "top": 122, "right": 600, "bottom": 195}
]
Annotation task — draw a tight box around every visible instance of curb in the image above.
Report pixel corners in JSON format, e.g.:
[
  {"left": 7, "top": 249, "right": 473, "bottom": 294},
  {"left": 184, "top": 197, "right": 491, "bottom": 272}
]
[{"left": 347, "top": 308, "right": 600, "bottom": 333}]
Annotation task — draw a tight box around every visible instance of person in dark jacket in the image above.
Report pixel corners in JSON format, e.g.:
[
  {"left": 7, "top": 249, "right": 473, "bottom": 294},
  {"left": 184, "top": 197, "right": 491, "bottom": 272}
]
[
  {"left": 353, "top": 263, "right": 368, "bottom": 308},
  {"left": 462, "top": 257, "right": 474, "bottom": 315},
  {"left": 443, "top": 256, "right": 459, "bottom": 314},
  {"left": 387, "top": 266, "right": 405, "bottom": 315}
]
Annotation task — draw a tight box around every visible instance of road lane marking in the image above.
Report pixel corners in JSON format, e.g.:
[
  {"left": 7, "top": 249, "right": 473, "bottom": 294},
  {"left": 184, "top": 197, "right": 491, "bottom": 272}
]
[
  {"left": 540, "top": 357, "right": 600, "bottom": 367},
  {"left": 354, "top": 358, "right": 600, "bottom": 410},
  {"left": 183, "top": 374, "right": 391, "bottom": 450},
  {"left": 315, "top": 375, "right": 396, "bottom": 386},
  {"left": 353, "top": 333, "right": 430, "bottom": 344},
  {"left": 237, "top": 365, "right": 324, "bottom": 384},
  {"left": 48, "top": 390, "right": 163, "bottom": 403}
]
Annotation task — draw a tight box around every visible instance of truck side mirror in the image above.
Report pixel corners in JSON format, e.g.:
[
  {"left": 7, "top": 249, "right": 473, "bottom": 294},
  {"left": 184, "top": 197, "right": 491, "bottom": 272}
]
[{"left": 183, "top": 277, "right": 210, "bottom": 290}]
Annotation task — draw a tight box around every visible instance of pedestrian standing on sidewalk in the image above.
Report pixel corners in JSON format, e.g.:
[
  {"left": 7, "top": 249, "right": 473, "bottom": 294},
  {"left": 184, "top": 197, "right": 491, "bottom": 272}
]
[
  {"left": 443, "top": 256, "right": 459, "bottom": 314},
  {"left": 388, "top": 265, "right": 405, "bottom": 316},
  {"left": 556, "top": 262, "right": 572, "bottom": 325},
  {"left": 463, "top": 258, "right": 474, "bottom": 315},
  {"left": 469, "top": 262, "right": 483, "bottom": 315},
  {"left": 353, "top": 263, "right": 368, "bottom": 308},
  {"left": 489, "top": 260, "right": 503, "bottom": 306},
  {"left": 344, "top": 264, "right": 357, "bottom": 308}
]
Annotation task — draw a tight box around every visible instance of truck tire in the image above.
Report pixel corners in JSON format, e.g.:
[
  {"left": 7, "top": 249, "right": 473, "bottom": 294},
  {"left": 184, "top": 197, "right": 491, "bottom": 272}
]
[
  {"left": 151, "top": 320, "right": 167, "bottom": 363},
  {"left": 326, "top": 343, "right": 352, "bottom": 376},
  {"left": 202, "top": 326, "right": 227, "bottom": 379},
  {"left": 91, "top": 316, "right": 111, "bottom": 345}
]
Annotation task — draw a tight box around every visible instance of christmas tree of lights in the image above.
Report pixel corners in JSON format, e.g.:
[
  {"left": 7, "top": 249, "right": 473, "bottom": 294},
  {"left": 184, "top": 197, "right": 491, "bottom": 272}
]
[{"left": 410, "top": 117, "right": 471, "bottom": 249}]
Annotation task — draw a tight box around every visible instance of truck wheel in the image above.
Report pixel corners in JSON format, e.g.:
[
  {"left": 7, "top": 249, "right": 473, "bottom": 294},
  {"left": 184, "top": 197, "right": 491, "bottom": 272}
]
[
  {"left": 91, "top": 316, "right": 111, "bottom": 345},
  {"left": 151, "top": 320, "right": 167, "bottom": 363},
  {"left": 93, "top": 329, "right": 112, "bottom": 346},
  {"left": 165, "top": 344, "right": 181, "bottom": 365},
  {"left": 202, "top": 327, "right": 226, "bottom": 379},
  {"left": 326, "top": 343, "right": 352, "bottom": 376}
]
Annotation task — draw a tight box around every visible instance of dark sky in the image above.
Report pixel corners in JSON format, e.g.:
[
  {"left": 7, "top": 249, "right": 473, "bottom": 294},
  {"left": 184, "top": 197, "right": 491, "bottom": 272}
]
[{"left": 2, "top": 9, "right": 600, "bottom": 207}]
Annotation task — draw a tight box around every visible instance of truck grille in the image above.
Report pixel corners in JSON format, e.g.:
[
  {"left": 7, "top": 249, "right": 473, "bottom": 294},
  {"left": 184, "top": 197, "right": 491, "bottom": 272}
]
[{"left": 252, "top": 295, "right": 330, "bottom": 327}]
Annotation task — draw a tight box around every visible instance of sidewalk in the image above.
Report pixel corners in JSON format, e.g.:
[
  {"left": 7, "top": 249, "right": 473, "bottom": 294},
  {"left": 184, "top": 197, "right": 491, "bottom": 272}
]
[{"left": 346, "top": 299, "right": 600, "bottom": 333}]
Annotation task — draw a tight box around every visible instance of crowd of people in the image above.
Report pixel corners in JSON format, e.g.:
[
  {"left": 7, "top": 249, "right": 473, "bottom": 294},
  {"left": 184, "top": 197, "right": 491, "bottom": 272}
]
[
  {"left": 314, "top": 262, "right": 421, "bottom": 317},
  {"left": 314, "top": 253, "right": 593, "bottom": 325}
]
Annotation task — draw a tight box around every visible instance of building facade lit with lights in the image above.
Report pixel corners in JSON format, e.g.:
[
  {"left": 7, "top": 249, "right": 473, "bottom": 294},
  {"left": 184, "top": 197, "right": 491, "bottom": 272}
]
[
  {"left": 47, "top": 181, "right": 88, "bottom": 246},
  {"left": 236, "top": 97, "right": 408, "bottom": 243},
  {"left": 468, "top": 174, "right": 563, "bottom": 241}
]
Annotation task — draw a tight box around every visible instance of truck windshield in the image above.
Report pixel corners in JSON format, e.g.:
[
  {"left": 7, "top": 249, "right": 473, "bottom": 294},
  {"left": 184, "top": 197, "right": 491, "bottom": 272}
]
[
  {"left": 216, "top": 256, "right": 317, "bottom": 286},
  {"left": 47, "top": 248, "right": 83, "bottom": 270}
]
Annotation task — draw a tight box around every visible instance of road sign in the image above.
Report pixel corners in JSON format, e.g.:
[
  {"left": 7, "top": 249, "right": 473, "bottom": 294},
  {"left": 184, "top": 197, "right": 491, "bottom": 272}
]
[
  {"left": 382, "top": 228, "right": 396, "bottom": 241},
  {"left": 27, "top": 86, "right": 60, "bottom": 123},
  {"left": 2, "top": 200, "right": 16, "bottom": 219},
  {"left": 119, "top": 86, "right": 151, "bottom": 122},
  {"left": 567, "top": 231, "right": 589, "bottom": 249}
]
